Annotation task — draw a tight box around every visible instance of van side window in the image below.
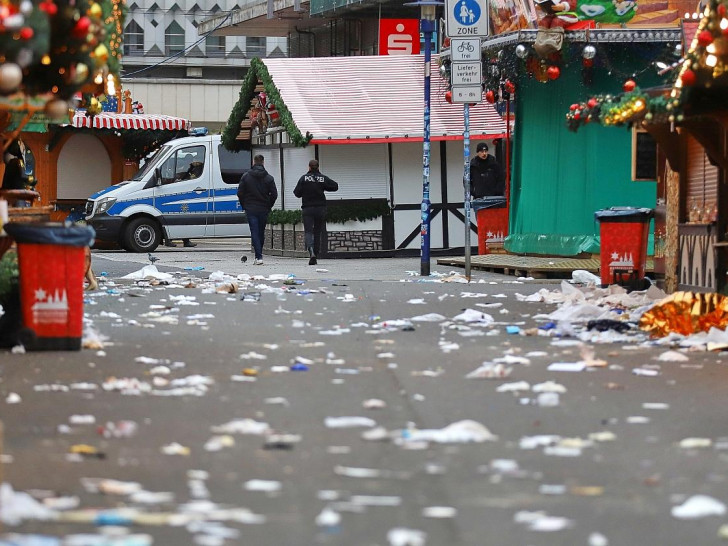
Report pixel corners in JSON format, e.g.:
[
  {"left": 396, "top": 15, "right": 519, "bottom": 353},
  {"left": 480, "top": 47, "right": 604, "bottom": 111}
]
[
  {"left": 160, "top": 145, "right": 207, "bottom": 185},
  {"left": 217, "top": 144, "right": 251, "bottom": 184}
]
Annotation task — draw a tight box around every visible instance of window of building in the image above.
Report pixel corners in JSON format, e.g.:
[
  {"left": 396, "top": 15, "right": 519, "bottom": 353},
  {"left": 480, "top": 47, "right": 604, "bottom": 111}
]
[
  {"left": 246, "top": 37, "right": 266, "bottom": 57},
  {"left": 206, "top": 34, "right": 226, "bottom": 57},
  {"left": 124, "top": 20, "right": 144, "bottom": 56},
  {"left": 165, "top": 21, "right": 185, "bottom": 55}
]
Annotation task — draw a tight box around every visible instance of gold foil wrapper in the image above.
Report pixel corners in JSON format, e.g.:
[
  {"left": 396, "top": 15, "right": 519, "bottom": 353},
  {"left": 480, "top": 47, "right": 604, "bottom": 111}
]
[{"left": 639, "top": 291, "right": 728, "bottom": 337}]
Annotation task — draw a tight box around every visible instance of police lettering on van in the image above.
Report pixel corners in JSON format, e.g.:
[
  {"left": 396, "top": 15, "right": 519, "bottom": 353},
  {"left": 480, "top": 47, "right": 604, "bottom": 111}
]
[{"left": 85, "top": 133, "right": 251, "bottom": 252}]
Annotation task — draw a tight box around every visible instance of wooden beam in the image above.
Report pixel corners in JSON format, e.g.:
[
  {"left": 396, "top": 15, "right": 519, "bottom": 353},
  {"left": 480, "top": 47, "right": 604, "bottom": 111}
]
[{"left": 642, "top": 121, "right": 681, "bottom": 172}]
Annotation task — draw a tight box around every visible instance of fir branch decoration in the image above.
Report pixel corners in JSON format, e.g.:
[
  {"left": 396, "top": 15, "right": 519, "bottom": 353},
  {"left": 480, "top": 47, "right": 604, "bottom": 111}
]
[
  {"left": 267, "top": 201, "right": 392, "bottom": 226},
  {"left": 268, "top": 209, "right": 302, "bottom": 225}
]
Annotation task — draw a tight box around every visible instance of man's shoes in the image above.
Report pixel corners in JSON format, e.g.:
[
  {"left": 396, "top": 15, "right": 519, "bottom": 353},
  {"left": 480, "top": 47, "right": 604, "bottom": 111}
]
[
  {"left": 253, "top": 258, "right": 264, "bottom": 265},
  {"left": 308, "top": 256, "right": 317, "bottom": 265},
  {"left": 183, "top": 240, "right": 196, "bottom": 248},
  {"left": 164, "top": 240, "right": 177, "bottom": 247}
]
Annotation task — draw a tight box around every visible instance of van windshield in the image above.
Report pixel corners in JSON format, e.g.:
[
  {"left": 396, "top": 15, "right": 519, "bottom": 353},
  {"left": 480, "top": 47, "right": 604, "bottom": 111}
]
[{"left": 131, "top": 144, "right": 172, "bottom": 181}]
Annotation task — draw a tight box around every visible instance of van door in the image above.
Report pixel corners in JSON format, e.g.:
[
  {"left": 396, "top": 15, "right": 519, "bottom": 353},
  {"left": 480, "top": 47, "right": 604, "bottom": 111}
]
[
  {"left": 210, "top": 143, "right": 251, "bottom": 236},
  {"left": 154, "top": 143, "right": 211, "bottom": 239}
]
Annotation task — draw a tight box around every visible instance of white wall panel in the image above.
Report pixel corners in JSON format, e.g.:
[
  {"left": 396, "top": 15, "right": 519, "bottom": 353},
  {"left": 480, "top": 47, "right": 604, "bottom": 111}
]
[
  {"left": 390, "top": 142, "right": 424, "bottom": 206},
  {"left": 57, "top": 134, "right": 111, "bottom": 199},
  {"left": 281, "top": 147, "right": 315, "bottom": 210},
  {"left": 124, "top": 81, "right": 242, "bottom": 124}
]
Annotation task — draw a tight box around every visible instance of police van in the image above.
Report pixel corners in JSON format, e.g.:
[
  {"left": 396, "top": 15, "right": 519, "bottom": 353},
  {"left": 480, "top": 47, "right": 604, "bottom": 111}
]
[{"left": 84, "top": 133, "right": 251, "bottom": 252}]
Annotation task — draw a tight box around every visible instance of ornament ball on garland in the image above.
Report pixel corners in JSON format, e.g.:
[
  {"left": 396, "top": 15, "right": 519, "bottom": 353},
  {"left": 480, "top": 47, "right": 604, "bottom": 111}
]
[
  {"left": 698, "top": 30, "right": 714, "bottom": 47},
  {"left": 623, "top": 79, "right": 636, "bottom": 92},
  {"left": 681, "top": 68, "right": 696, "bottom": 86},
  {"left": 547, "top": 66, "right": 560, "bottom": 80},
  {"left": 485, "top": 90, "right": 496, "bottom": 103},
  {"left": 0, "top": 63, "right": 23, "bottom": 94},
  {"left": 445, "top": 90, "right": 452, "bottom": 104}
]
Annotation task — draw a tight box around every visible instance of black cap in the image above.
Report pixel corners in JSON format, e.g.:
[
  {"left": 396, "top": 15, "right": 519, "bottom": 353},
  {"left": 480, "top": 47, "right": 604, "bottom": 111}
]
[{"left": 476, "top": 142, "right": 488, "bottom": 152}]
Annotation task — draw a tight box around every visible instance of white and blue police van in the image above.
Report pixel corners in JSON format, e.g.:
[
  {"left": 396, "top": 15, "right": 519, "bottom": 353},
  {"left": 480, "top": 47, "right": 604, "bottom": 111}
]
[{"left": 84, "top": 132, "right": 251, "bottom": 252}]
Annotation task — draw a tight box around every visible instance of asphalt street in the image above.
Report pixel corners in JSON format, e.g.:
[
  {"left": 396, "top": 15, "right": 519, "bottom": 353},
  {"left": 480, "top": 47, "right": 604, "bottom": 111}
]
[{"left": 2, "top": 240, "right": 728, "bottom": 545}]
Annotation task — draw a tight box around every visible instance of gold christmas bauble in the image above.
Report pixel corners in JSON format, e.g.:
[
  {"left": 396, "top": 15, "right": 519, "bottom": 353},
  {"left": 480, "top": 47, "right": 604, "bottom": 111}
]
[
  {"left": 0, "top": 62, "right": 23, "bottom": 94},
  {"left": 93, "top": 44, "right": 109, "bottom": 65},
  {"left": 88, "top": 3, "right": 102, "bottom": 18}
]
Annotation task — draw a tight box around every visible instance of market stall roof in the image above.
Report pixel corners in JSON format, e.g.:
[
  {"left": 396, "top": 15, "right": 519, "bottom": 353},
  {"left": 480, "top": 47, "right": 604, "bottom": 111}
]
[
  {"left": 71, "top": 111, "right": 191, "bottom": 131},
  {"left": 223, "top": 55, "right": 507, "bottom": 148}
]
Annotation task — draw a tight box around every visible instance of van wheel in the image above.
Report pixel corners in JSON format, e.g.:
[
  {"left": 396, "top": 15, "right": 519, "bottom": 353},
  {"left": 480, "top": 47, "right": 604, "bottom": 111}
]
[{"left": 124, "top": 217, "right": 161, "bottom": 252}]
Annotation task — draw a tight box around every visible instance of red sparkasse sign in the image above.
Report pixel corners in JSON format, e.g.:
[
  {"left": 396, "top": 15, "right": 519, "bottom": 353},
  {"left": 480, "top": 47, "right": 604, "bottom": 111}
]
[{"left": 379, "top": 19, "right": 421, "bottom": 55}]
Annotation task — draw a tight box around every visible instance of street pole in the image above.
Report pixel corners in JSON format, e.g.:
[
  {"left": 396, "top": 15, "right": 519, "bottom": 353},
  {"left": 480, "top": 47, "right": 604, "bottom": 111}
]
[
  {"left": 463, "top": 103, "right": 471, "bottom": 281},
  {"left": 420, "top": 12, "right": 434, "bottom": 277},
  {"left": 406, "top": 0, "right": 442, "bottom": 277}
]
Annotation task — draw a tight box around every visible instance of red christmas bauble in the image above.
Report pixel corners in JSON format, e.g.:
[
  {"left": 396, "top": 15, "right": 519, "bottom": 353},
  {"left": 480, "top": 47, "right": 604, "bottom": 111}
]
[
  {"left": 72, "top": 16, "right": 91, "bottom": 39},
  {"left": 587, "top": 98, "right": 598, "bottom": 108},
  {"left": 39, "top": 0, "right": 57, "bottom": 14},
  {"left": 582, "top": 58, "right": 594, "bottom": 68},
  {"left": 445, "top": 91, "right": 452, "bottom": 104},
  {"left": 19, "top": 26, "right": 33, "bottom": 39},
  {"left": 719, "top": 3, "right": 727, "bottom": 16},
  {"left": 569, "top": 103, "right": 579, "bottom": 111},
  {"left": 546, "top": 66, "right": 560, "bottom": 80},
  {"left": 681, "top": 68, "right": 696, "bottom": 86},
  {"left": 623, "top": 79, "right": 636, "bottom": 92},
  {"left": 698, "top": 30, "right": 714, "bottom": 47},
  {"left": 504, "top": 80, "right": 515, "bottom": 94},
  {"left": 574, "top": 112, "right": 581, "bottom": 120},
  {"left": 485, "top": 90, "right": 496, "bottom": 103}
]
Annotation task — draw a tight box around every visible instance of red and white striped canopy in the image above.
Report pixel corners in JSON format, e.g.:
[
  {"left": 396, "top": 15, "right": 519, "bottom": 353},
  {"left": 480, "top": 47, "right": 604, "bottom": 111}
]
[{"left": 71, "top": 111, "right": 190, "bottom": 131}]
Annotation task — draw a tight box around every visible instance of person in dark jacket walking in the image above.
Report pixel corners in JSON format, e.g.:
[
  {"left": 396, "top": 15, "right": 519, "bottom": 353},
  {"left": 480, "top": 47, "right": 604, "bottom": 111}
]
[
  {"left": 237, "top": 155, "right": 278, "bottom": 265},
  {"left": 293, "top": 159, "right": 338, "bottom": 265},
  {"left": 470, "top": 142, "right": 504, "bottom": 198}
]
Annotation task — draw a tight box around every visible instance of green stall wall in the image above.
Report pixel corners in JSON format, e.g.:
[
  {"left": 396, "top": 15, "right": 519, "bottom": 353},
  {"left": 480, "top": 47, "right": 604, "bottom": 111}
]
[{"left": 506, "top": 52, "right": 658, "bottom": 256}]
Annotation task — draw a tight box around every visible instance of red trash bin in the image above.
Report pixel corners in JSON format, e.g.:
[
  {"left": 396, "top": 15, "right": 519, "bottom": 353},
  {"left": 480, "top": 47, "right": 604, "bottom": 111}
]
[
  {"left": 4, "top": 222, "right": 95, "bottom": 350},
  {"left": 594, "top": 207, "right": 653, "bottom": 286},
  {"left": 472, "top": 196, "right": 508, "bottom": 255}
]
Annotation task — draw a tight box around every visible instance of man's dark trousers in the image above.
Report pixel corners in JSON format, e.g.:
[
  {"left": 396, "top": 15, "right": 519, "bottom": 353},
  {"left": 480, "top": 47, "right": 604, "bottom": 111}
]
[{"left": 302, "top": 205, "right": 326, "bottom": 257}]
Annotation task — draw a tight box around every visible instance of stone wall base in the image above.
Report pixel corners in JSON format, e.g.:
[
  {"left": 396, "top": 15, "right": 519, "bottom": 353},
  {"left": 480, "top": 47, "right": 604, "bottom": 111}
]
[{"left": 266, "top": 225, "right": 384, "bottom": 256}]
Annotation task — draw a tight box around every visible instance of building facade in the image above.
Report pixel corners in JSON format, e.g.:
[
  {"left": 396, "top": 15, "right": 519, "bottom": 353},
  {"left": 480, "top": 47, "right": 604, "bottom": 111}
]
[{"left": 121, "top": 0, "right": 288, "bottom": 127}]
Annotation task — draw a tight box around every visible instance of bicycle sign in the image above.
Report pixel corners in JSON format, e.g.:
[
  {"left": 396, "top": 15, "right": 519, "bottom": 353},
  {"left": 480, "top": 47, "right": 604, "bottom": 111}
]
[
  {"left": 450, "top": 38, "right": 480, "bottom": 62},
  {"left": 445, "top": 0, "right": 489, "bottom": 38}
]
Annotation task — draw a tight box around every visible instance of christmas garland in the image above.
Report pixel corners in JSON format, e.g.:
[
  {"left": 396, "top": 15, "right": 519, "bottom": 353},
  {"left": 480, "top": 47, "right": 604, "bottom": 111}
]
[
  {"left": 267, "top": 201, "right": 392, "bottom": 226},
  {"left": 222, "top": 57, "right": 311, "bottom": 151},
  {"left": 565, "top": 85, "right": 670, "bottom": 132}
]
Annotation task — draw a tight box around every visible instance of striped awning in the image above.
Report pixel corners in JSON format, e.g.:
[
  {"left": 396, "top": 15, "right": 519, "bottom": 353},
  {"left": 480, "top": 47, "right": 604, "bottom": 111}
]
[
  {"left": 71, "top": 111, "right": 190, "bottom": 131},
  {"left": 261, "top": 55, "right": 507, "bottom": 144}
]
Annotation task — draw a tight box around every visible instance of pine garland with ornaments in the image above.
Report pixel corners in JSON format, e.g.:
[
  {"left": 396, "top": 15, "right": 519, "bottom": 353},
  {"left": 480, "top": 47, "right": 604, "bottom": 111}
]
[
  {"left": 670, "top": 0, "right": 728, "bottom": 114},
  {"left": 0, "top": 0, "right": 125, "bottom": 121},
  {"left": 565, "top": 82, "right": 670, "bottom": 132}
]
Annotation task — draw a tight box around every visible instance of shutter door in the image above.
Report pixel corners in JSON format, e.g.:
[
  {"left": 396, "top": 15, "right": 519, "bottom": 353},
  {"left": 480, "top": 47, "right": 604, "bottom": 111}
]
[
  {"left": 686, "top": 135, "right": 719, "bottom": 216},
  {"left": 318, "top": 144, "right": 389, "bottom": 201},
  {"left": 281, "top": 147, "right": 315, "bottom": 210}
]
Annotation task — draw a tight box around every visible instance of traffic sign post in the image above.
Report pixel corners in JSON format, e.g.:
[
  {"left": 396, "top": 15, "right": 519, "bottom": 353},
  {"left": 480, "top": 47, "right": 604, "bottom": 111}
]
[
  {"left": 452, "top": 86, "right": 482, "bottom": 103},
  {"left": 445, "top": 0, "right": 489, "bottom": 38},
  {"left": 450, "top": 38, "right": 480, "bottom": 61}
]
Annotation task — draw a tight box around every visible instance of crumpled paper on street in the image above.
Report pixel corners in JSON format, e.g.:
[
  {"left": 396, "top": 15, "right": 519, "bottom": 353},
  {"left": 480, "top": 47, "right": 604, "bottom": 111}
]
[
  {"left": 121, "top": 265, "right": 174, "bottom": 281},
  {"left": 640, "top": 291, "right": 728, "bottom": 338}
]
